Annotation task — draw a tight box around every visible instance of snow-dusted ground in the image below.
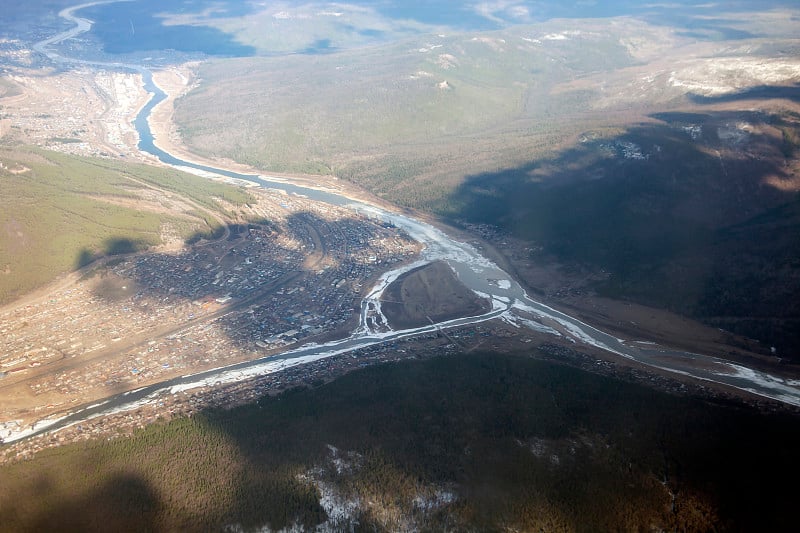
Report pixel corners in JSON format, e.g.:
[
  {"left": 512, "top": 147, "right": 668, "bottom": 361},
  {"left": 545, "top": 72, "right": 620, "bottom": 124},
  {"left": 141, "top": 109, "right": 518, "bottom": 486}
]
[
  {"left": 287, "top": 445, "right": 457, "bottom": 532},
  {"left": 2, "top": 413, "right": 74, "bottom": 443},
  {"left": 669, "top": 57, "right": 800, "bottom": 97}
]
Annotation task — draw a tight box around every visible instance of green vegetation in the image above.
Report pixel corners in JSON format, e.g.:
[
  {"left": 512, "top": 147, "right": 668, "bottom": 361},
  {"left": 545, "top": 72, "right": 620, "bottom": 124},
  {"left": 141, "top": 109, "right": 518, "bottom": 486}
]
[
  {"left": 444, "top": 111, "right": 800, "bottom": 358},
  {"left": 171, "top": 14, "right": 800, "bottom": 359},
  {"left": 180, "top": 32, "right": 800, "bottom": 354},
  {"left": 173, "top": 22, "right": 639, "bottom": 207},
  {"left": 2, "top": 6, "right": 797, "bottom": 532},
  {"left": 1, "top": 351, "right": 798, "bottom": 531},
  {"left": 0, "top": 148, "right": 254, "bottom": 304},
  {"left": 86, "top": 156, "right": 255, "bottom": 212}
]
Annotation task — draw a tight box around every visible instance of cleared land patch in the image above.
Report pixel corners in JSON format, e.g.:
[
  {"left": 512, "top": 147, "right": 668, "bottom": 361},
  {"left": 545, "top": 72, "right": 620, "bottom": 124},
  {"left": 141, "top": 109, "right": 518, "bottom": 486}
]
[
  {"left": 380, "top": 261, "right": 489, "bottom": 330},
  {"left": 0, "top": 147, "right": 253, "bottom": 305}
]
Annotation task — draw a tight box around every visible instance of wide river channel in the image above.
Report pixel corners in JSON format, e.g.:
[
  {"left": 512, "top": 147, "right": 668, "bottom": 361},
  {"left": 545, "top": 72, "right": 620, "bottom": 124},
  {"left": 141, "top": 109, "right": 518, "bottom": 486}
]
[{"left": 8, "top": 0, "right": 800, "bottom": 444}]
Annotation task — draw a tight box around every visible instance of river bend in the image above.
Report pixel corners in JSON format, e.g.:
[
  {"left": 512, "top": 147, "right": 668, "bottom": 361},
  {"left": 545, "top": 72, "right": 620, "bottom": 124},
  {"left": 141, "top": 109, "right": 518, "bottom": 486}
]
[{"left": 7, "top": 0, "right": 800, "bottom": 444}]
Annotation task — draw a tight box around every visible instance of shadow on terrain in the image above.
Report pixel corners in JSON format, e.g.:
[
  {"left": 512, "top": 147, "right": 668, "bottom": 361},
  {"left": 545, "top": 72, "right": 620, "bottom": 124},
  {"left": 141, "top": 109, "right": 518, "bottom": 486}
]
[
  {"left": 75, "top": 237, "right": 150, "bottom": 269},
  {"left": 688, "top": 83, "right": 800, "bottom": 104},
  {"left": 443, "top": 107, "right": 800, "bottom": 359},
  {"left": 207, "top": 352, "right": 800, "bottom": 530},
  {"left": 76, "top": 211, "right": 368, "bottom": 343},
  {"left": 0, "top": 471, "right": 162, "bottom": 532},
  {"left": 673, "top": 26, "right": 757, "bottom": 41},
  {"left": 38, "top": 209, "right": 427, "bottom": 396},
  {"left": 7, "top": 352, "right": 800, "bottom": 530}
]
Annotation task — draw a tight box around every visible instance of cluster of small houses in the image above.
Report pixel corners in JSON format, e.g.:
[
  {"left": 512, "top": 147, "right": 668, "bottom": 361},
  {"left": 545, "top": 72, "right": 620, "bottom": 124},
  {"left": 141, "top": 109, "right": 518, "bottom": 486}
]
[
  {"left": 0, "top": 201, "right": 418, "bottom": 435},
  {"left": 1, "top": 322, "right": 499, "bottom": 456}
]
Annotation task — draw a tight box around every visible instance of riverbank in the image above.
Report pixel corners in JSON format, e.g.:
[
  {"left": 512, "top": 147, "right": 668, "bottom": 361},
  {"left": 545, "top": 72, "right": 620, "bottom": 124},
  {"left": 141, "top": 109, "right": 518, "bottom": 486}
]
[
  {"left": 5, "top": 314, "right": 796, "bottom": 465},
  {"left": 140, "top": 56, "right": 799, "bottom": 396},
  {"left": 7, "top": 0, "right": 800, "bottom": 451},
  {"left": 146, "top": 65, "right": 395, "bottom": 211}
]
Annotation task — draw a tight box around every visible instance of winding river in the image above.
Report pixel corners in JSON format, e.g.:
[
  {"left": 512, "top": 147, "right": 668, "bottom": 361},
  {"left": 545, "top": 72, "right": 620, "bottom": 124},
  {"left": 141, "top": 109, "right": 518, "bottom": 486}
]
[{"left": 7, "top": 1, "right": 800, "bottom": 444}]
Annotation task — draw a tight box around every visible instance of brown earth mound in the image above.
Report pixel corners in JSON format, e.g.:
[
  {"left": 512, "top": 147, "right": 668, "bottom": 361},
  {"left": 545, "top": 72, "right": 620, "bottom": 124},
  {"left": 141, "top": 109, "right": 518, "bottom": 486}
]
[{"left": 381, "top": 261, "right": 490, "bottom": 330}]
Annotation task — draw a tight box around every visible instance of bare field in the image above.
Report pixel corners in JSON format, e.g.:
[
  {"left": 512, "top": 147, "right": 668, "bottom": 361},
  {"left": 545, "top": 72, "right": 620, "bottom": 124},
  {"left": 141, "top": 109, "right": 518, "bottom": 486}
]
[
  {"left": 380, "top": 261, "right": 490, "bottom": 330},
  {"left": 0, "top": 66, "right": 150, "bottom": 159}
]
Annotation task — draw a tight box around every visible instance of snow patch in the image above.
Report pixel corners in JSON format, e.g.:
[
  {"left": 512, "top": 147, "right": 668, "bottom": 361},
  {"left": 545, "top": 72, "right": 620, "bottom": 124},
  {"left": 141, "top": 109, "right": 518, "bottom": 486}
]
[
  {"left": 413, "top": 489, "right": 456, "bottom": 512},
  {"left": 668, "top": 58, "right": 800, "bottom": 96},
  {"left": 2, "top": 413, "right": 73, "bottom": 444},
  {"left": 503, "top": 311, "right": 561, "bottom": 336},
  {"left": 315, "top": 479, "right": 361, "bottom": 529},
  {"left": 326, "top": 444, "right": 363, "bottom": 475},
  {"left": 436, "top": 53, "right": 458, "bottom": 70}
]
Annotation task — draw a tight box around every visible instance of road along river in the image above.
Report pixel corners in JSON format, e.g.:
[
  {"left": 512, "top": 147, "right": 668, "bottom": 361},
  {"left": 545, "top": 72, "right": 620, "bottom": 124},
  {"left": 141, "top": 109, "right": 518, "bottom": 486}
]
[{"left": 6, "top": 0, "right": 800, "bottom": 444}]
